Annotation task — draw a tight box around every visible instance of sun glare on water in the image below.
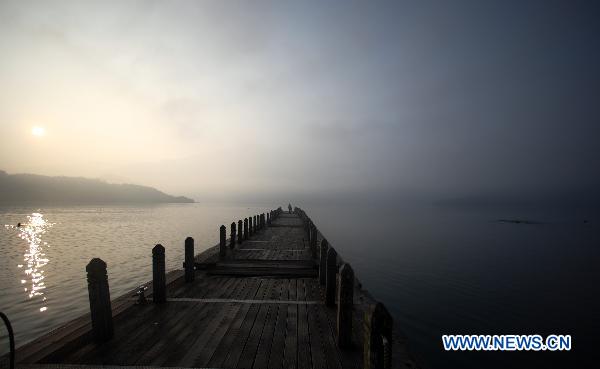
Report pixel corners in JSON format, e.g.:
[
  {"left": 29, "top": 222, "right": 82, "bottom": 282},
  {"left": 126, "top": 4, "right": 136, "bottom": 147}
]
[
  {"left": 32, "top": 126, "right": 45, "bottom": 137},
  {"left": 4, "top": 213, "right": 55, "bottom": 313}
]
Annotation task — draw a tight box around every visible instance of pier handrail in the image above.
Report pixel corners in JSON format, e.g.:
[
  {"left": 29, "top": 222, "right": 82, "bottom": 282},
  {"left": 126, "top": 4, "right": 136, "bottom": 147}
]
[{"left": 0, "top": 311, "right": 15, "bottom": 369}]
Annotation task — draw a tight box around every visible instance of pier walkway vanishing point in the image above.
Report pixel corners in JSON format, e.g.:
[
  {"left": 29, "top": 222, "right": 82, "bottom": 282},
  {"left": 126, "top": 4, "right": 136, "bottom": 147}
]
[{"left": 10, "top": 207, "right": 421, "bottom": 369}]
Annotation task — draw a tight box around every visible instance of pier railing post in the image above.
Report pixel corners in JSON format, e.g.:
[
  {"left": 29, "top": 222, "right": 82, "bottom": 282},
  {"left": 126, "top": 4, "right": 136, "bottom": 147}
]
[
  {"left": 267, "top": 213, "right": 270, "bottom": 226},
  {"left": 254, "top": 215, "right": 257, "bottom": 232},
  {"left": 185, "top": 237, "right": 194, "bottom": 283},
  {"left": 383, "top": 336, "right": 391, "bottom": 369},
  {"left": 219, "top": 225, "right": 226, "bottom": 258},
  {"left": 310, "top": 223, "right": 318, "bottom": 259},
  {"left": 244, "top": 218, "right": 248, "bottom": 240},
  {"left": 337, "top": 263, "right": 354, "bottom": 348},
  {"left": 152, "top": 244, "right": 166, "bottom": 303},
  {"left": 364, "top": 303, "right": 393, "bottom": 369},
  {"left": 86, "top": 258, "right": 114, "bottom": 343},
  {"left": 319, "top": 239, "right": 329, "bottom": 285},
  {"left": 230, "top": 222, "right": 236, "bottom": 249},
  {"left": 326, "top": 247, "right": 338, "bottom": 306},
  {"left": 249, "top": 217, "right": 253, "bottom": 236},
  {"left": 238, "top": 220, "right": 243, "bottom": 244}
]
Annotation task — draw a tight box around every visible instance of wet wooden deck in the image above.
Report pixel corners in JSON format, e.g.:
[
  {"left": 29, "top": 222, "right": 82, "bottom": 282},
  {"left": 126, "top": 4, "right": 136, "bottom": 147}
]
[{"left": 13, "top": 212, "right": 420, "bottom": 369}]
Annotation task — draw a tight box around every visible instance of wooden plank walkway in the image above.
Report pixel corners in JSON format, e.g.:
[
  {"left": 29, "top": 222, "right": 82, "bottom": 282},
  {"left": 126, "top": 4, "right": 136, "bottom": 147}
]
[{"left": 11, "top": 209, "right": 422, "bottom": 369}]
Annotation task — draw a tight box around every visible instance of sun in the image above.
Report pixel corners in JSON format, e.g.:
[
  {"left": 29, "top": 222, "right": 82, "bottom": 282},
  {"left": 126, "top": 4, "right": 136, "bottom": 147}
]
[{"left": 31, "top": 126, "right": 45, "bottom": 137}]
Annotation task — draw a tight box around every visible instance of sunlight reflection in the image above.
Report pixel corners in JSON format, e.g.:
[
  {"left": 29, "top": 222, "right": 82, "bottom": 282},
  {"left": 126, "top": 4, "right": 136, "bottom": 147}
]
[{"left": 5, "top": 213, "right": 54, "bottom": 312}]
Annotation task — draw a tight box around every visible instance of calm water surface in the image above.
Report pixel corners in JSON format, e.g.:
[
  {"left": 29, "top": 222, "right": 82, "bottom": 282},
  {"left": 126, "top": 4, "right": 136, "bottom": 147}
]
[
  {"left": 1, "top": 202, "right": 598, "bottom": 368},
  {"left": 0, "top": 203, "right": 271, "bottom": 357},
  {"left": 307, "top": 203, "right": 598, "bottom": 368}
]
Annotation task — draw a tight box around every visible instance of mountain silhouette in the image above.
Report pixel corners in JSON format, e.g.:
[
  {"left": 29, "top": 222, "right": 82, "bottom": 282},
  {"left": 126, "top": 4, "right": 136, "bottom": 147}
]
[{"left": 0, "top": 170, "right": 193, "bottom": 204}]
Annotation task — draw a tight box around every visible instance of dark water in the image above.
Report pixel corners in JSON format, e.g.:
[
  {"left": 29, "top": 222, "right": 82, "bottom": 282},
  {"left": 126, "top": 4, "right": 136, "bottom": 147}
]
[
  {"left": 1, "top": 202, "right": 598, "bottom": 368},
  {"left": 306, "top": 202, "right": 599, "bottom": 368}
]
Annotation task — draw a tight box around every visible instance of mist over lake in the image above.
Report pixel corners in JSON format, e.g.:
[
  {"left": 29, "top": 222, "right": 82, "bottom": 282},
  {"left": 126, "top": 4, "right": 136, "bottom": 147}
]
[{"left": 1, "top": 1, "right": 599, "bottom": 368}]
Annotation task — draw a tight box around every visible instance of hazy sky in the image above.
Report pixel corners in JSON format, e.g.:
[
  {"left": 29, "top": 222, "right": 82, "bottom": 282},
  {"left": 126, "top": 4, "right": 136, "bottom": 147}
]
[{"left": 0, "top": 1, "right": 598, "bottom": 201}]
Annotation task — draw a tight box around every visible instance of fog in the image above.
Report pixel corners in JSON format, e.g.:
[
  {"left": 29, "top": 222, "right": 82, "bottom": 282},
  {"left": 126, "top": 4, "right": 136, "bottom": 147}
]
[{"left": 1, "top": 1, "right": 598, "bottom": 204}]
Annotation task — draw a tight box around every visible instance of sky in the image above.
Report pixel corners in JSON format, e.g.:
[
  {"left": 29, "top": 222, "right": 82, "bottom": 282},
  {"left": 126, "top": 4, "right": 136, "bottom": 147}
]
[{"left": 0, "top": 0, "right": 599, "bottom": 202}]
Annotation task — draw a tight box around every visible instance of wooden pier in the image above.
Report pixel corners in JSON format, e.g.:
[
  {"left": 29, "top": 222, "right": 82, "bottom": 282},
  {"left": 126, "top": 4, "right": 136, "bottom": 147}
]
[{"left": 10, "top": 207, "right": 421, "bottom": 369}]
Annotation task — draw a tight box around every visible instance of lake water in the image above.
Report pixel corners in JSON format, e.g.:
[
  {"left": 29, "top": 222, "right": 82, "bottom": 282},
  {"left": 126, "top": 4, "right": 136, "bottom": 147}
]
[{"left": 0, "top": 202, "right": 597, "bottom": 368}]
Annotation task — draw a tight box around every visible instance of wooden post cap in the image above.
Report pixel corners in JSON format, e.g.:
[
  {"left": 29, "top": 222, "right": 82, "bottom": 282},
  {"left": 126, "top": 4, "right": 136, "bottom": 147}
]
[
  {"left": 364, "top": 302, "right": 393, "bottom": 369},
  {"left": 325, "top": 247, "right": 338, "bottom": 306},
  {"left": 152, "top": 244, "right": 166, "bottom": 303},
  {"left": 184, "top": 237, "right": 194, "bottom": 283},
  {"left": 319, "top": 239, "right": 329, "bottom": 285},
  {"left": 219, "top": 225, "right": 227, "bottom": 258},
  {"left": 337, "top": 263, "right": 354, "bottom": 348},
  {"left": 86, "top": 258, "right": 113, "bottom": 342}
]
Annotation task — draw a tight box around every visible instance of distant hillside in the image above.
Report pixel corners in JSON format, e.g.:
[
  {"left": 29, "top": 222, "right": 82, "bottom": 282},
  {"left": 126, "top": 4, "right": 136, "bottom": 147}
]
[{"left": 0, "top": 170, "right": 194, "bottom": 204}]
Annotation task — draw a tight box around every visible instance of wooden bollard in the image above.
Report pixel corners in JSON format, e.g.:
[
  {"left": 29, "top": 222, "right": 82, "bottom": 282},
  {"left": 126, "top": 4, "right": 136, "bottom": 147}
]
[
  {"left": 244, "top": 218, "right": 248, "bottom": 240},
  {"left": 364, "top": 303, "right": 393, "bottom": 369},
  {"left": 310, "top": 224, "right": 318, "bottom": 259},
  {"left": 86, "top": 258, "right": 114, "bottom": 342},
  {"left": 230, "top": 222, "right": 236, "bottom": 249},
  {"left": 337, "top": 263, "right": 354, "bottom": 348},
  {"left": 152, "top": 244, "right": 166, "bottom": 303},
  {"left": 249, "top": 216, "right": 253, "bottom": 236},
  {"left": 237, "top": 220, "right": 243, "bottom": 244},
  {"left": 267, "top": 213, "right": 270, "bottom": 225},
  {"left": 219, "top": 225, "right": 226, "bottom": 258},
  {"left": 185, "top": 237, "right": 194, "bottom": 283},
  {"left": 254, "top": 215, "right": 257, "bottom": 232},
  {"left": 383, "top": 336, "right": 391, "bottom": 369},
  {"left": 319, "top": 239, "right": 329, "bottom": 285},
  {"left": 325, "top": 247, "right": 338, "bottom": 306}
]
